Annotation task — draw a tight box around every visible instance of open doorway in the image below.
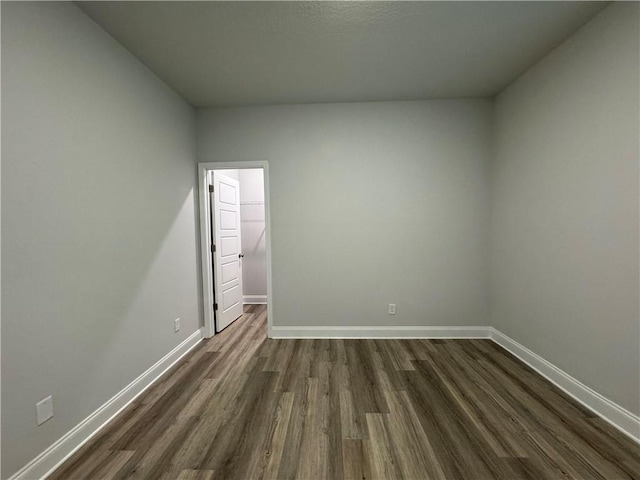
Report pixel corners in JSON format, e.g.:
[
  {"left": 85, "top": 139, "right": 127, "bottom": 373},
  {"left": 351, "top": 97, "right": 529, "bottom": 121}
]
[{"left": 198, "top": 161, "right": 273, "bottom": 338}]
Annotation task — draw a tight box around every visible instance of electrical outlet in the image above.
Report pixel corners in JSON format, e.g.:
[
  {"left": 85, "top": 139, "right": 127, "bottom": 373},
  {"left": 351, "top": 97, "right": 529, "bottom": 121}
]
[
  {"left": 388, "top": 304, "right": 396, "bottom": 315},
  {"left": 174, "top": 318, "right": 181, "bottom": 332},
  {"left": 36, "top": 395, "right": 54, "bottom": 426}
]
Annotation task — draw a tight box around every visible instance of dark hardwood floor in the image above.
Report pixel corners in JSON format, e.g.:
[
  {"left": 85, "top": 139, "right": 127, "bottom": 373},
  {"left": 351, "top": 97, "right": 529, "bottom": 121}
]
[{"left": 50, "top": 305, "right": 639, "bottom": 479}]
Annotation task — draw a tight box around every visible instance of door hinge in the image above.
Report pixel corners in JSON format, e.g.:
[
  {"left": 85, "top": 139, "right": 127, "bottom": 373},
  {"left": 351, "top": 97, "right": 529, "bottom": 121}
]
[
  {"left": 211, "top": 244, "right": 216, "bottom": 253},
  {"left": 209, "top": 184, "right": 214, "bottom": 193},
  {"left": 214, "top": 303, "right": 218, "bottom": 311}
]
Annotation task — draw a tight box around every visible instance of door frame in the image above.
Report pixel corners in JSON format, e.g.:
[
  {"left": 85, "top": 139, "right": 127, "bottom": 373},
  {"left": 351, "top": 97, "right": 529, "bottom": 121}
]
[{"left": 198, "top": 161, "right": 274, "bottom": 339}]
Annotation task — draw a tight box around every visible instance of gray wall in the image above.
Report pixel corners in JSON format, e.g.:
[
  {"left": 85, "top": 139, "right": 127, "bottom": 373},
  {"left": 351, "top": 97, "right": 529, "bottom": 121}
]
[
  {"left": 198, "top": 100, "right": 493, "bottom": 328},
  {"left": 239, "top": 169, "right": 267, "bottom": 298},
  {"left": 4, "top": 1, "right": 638, "bottom": 477},
  {"left": 1, "top": 2, "right": 200, "bottom": 477},
  {"left": 491, "top": 2, "right": 640, "bottom": 415}
]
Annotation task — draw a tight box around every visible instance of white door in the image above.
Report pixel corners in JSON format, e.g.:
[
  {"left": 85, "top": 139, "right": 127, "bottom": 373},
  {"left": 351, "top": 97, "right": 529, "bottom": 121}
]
[{"left": 211, "top": 172, "right": 244, "bottom": 332}]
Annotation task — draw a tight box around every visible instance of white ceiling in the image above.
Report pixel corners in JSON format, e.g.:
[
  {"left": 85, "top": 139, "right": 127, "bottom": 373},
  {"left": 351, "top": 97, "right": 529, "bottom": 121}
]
[{"left": 77, "top": 1, "right": 608, "bottom": 108}]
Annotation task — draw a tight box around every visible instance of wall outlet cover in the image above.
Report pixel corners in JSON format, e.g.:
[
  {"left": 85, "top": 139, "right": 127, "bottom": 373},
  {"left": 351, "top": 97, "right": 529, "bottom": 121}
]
[
  {"left": 36, "top": 395, "right": 54, "bottom": 426},
  {"left": 174, "top": 318, "right": 181, "bottom": 332},
  {"left": 388, "top": 304, "right": 396, "bottom": 315}
]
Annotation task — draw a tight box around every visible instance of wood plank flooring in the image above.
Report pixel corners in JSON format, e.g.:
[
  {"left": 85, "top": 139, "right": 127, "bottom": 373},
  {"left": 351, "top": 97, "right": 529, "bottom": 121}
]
[{"left": 50, "top": 305, "right": 640, "bottom": 479}]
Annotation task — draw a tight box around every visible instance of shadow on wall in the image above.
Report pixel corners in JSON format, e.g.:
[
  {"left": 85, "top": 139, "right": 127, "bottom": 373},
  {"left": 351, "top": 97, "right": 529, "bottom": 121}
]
[
  {"left": 2, "top": 175, "right": 201, "bottom": 476},
  {"left": 79, "top": 187, "right": 202, "bottom": 410}
]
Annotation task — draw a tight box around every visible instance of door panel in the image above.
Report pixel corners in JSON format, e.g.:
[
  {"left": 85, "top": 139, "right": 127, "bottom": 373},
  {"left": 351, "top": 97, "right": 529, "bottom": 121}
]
[
  {"left": 221, "top": 262, "right": 240, "bottom": 284},
  {"left": 212, "top": 172, "right": 244, "bottom": 332},
  {"left": 220, "top": 210, "right": 237, "bottom": 229},
  {"left": 222, "top": 284, "right": 242, "bottom": 311},
  {"left": 220, "top": 236, "right": 238, "bottom": 256},
  {"left": 219, "top": 182, "right": 236, "bottom": 204}
]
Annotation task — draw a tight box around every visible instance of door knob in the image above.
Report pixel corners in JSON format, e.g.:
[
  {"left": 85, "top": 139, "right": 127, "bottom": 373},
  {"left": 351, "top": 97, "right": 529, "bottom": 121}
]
[{"left": 239, "top": 253, "right": 244, "bottom": 258}]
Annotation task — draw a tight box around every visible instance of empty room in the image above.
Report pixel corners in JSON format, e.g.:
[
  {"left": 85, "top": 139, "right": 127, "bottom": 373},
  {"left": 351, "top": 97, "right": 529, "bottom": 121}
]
[{"left": 1, "top": 1, "right": 638, "bottom": 479}]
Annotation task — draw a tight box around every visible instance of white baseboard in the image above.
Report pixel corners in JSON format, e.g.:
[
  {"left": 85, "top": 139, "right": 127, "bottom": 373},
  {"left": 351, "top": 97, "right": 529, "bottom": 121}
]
[
  {"left": 9, "top": 329, "right": 204, "bottom": 480},
  {"left": 490, "top": 328, "right": 640, "bottom": 444},
  {"left": 243, "top": 295, "right": 267, "bottom": 305},
  {"left": 270, "top": 325, "right": 491, "bottom": 339},
  {"left": 272, "top": 324, "right": 639, "bottom": 442},
  {"left": 10, "top": 323, "right": 637, "bottom": 480}
]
